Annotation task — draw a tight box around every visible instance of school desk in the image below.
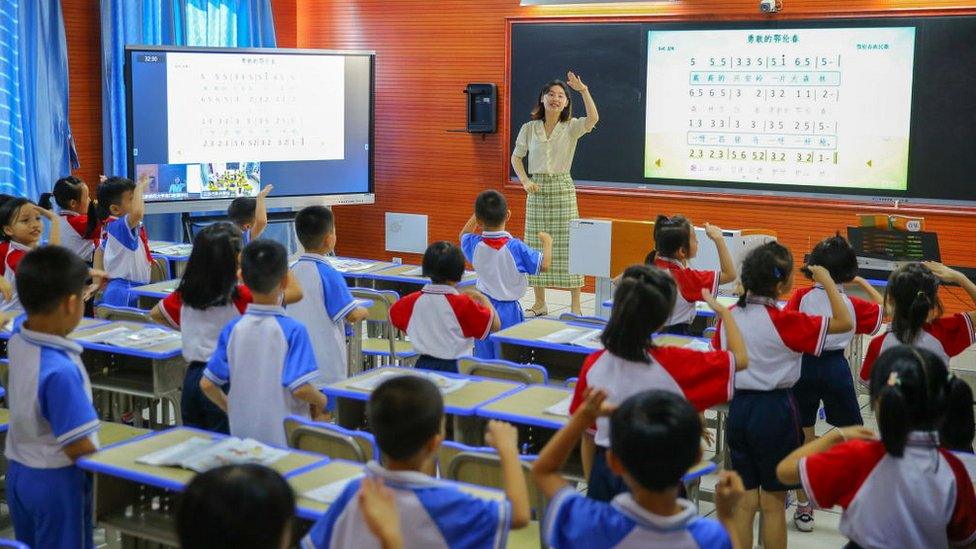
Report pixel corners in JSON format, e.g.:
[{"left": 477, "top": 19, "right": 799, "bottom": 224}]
[
  {"left": 601, "top": 294, "right": 740, "bottom": 320},
  {"left": 71, "top": 320, "right": 185, "bottom": 427},
  {"left": 0, "top": 316, "right": 109, "bottom": 359},
  {"left": 148, "top": 240, "right": 192, "bottom": 279},
  {"left": 78, "top": 426, "right": 326, "bottom": 546},
  {"left": 490, "top": 318, "right": 704, "bottom": 381},
  {"left": 475, "top": 384, "right": 571, "bottom": 431},
  {"left": 361, "top": 263, "right": 478, "bottom": 294},
  {"left": 129, "top": 279, "right": 181, "bottom": 309},
  {"left": 322, "top": 367, "right": 522, "bottom": 445}
]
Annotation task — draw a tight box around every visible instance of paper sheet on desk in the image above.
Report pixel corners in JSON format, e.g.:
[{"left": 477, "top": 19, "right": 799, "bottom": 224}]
[
  {"left": 75, "top": 326, "right": 180, "bottom": 349},
  {"left": 348, "top": 370, "right": 468, "bottom": 394},
  {"left": 683, "top": 339, "right": 714, "bottom": 352},
  {"left": 304, "top": 474, "right": 366, "bottom": 504},
  {"left": 328, "top": 258, "right": 376, "bottom": 273},
  {"left": 539, "top": 327, "right": 603, "bottom": 349},
  {"left": 543, "top": 396, "right": 572, "bottom": 417},
  {"left": 136, "top": 437, "right": 288, "bottom": 473},
  {"left": 151, "top": 244, "right": 194, "bottom": 256}
]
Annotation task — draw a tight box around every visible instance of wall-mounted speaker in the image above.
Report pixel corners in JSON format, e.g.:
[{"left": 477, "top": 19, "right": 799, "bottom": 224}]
[{"left": 465, "top": 83, "right": 497, "bottom": 133}]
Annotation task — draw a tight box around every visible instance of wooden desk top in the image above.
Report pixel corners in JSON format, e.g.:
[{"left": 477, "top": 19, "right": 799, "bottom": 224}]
[
  {"left": 324, "top": 367, "right": 521, "bottom": 416},
  {"left": 78, "top": 427, "right": 324, "bottom": 492}
]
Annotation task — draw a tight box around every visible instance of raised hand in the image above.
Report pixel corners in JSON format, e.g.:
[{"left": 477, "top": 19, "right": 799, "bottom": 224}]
[
  {"left": 566, "top": 71, "right": 587, "bottom": 92},
  {"left": 700, "top": 289, "right": 729, "bottom": 315},
  {"left": 704, "top": 222, "right": 724, "bottom": 241}
]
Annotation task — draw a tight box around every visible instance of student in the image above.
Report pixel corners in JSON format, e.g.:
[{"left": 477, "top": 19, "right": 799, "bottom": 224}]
[
  {"left": 571, "top": 263, "right": 748, "bottom": 502},
  {"left": 227, "top": 184, "right": 273, "bottom": 243},
  {"left": 39, "top": 176, "right": 102, "bottom": 263},
  {"left": 712, "top": 242, "right": 852, "bottom": 549},
  {"left": 460, "top": 190, "right": 552, "bottom": 358},
  {"left": 646, "top": 214, "right": 736, "bottom": 334},
  {"left": 941, "top": 371, "right": 976, "bottom": 481},
  {"left": 150, "top": 223, "right": 301, "bottom": 432},
  {"left": 389, "top": 241, "right": 500, "bottom": 373},
  {"left": 777, "top": 345, "right": 976, "bottom": 548},
  {"left": 859, "top": 261, "right": 976, "bottom": 383},
  {"left": 0, "top": 197, "right": 61, "bottom": 311},
  {"left": 5, "top": 246, "right": 100, "bottom": 549},
  {"left": 302, "top": 375, "right": 530, "bottom": 548},
  {"left": 177, "top": 464, "right": 295, "bottom": 549},
  {"left": 784, "top": 235, "right": 884, "bottom": 532},
  {"left": 94, "top": 175, "right": 152, "bottom": 307},
  {"left": 200, "top": 239, "right": 325, "bottom": 447},
  {"left": 534, "top": 388, "right": 746, "bottom": 549},
  {"left": 287, "top": 205, "right": 368, "bottom": 385}
]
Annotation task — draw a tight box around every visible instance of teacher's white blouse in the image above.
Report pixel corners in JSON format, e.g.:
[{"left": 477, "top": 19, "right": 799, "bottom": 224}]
[{"left": 512, "top": 117, "right": 593, "bottom": 176}]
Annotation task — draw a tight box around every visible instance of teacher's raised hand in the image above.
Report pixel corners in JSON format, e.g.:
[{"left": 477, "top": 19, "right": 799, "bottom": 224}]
[{"left": 566, "top": 71, "right": 588, "bottom": 92}]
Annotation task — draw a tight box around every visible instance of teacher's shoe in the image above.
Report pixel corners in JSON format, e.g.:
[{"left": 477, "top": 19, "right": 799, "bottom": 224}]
[{"left": 524, "top": 306, "right": 548, "bottom": 318}]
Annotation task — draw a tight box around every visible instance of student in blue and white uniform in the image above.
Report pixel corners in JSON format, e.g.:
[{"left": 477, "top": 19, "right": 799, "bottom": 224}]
[
  {"left": 151, "top": 222, "right": 304, "bottom": 433},
  {"left": 94, "top": 176, "right": 153, "bottom": 307},
  {"left": 460, "top": 190, "right": 551, "bottom": 358},
  {"left": 288, "top": 206, "right": 368, "bottom": 385},
  {"left": 227, "top": 184, "right": 272, "bottom": 244},
  {"left": 5, "top": 246, "right": 100, "bottom": 549},
  {"left": 712, "top": 242, "right": 852, "bottom": 549},
  {"left": 0, "top": 197, "right": 61, "bottom": 312},
  {"left": 390, "top": 241, "right": 499, "bottom": 373},
  {"left": 200, "top": 240, "right": 326, "bottom": 447},
  {"left": 302, "top": 375, "right": 530, "bottom": 549},
  {"left": 533, "top": 388, "right": 745, "bottom": 549}
]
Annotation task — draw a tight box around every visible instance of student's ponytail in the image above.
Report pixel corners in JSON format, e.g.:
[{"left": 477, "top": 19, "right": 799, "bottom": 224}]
[
  {"left": 38, "top": 193, "right": 54, "bottom": 211},
  {"left": 876, "top": 378, "right": 910, "bottom": 457},
  {"left": 83, "top": 200, "right": 99, "bottom": 239},
  {"left": 941, "top": 374, "right": 975, "bottom": 453},
  {"left": 651, "top": 214, "right": 693, "bottom": 260},
  {"left": 601, "top": 264, "right": 676, "bottom": 361},
  {"left": 886, "top": 263, "right": 942, "bottom": 345},
  {"left": 869, "top": 345, "right": 950, "bottom": 458}
]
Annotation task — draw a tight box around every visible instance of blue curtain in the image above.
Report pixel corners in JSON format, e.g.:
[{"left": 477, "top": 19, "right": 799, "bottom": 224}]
[
  {"left": 0, "top": 0, "right": 75, "bottom": 200},
  {"left": 100, "top": 0, "right": 276, "bottom": 242}
]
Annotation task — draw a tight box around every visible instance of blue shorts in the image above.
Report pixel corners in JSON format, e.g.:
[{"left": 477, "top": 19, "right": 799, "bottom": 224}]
[
  {"left": 727, "top": 389, "right": 802, "bottom": 491},
  {"left": 793, "top": 349, "right": 863, "bottom": 428},
  {"left": 473, "top": 297, "right": 523, "bottom": 359},
  {"left": 182, "top": 362, "right": 230, "bottom": 433},
  {"left": 100, "top": 278, "right": 142, "bottom": 308},
  {"left": 416, "top": 355, "right": 459, "bottom": 374},
  {"left": 8, "top": 460, "right": 94, "bottom": 549},
  {"left": 587, "top": 446, "right": 627, "bottom": 502}
]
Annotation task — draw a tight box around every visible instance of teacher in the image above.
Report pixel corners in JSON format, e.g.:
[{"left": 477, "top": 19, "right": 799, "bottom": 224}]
[{"left": 511, "top": 71, "right": 599, "bottom": 316}]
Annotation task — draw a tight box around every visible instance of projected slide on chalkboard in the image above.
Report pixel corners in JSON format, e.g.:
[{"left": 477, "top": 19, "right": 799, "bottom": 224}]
[{"left": 644, "top": 27, "right": 915, "bottom": 190}]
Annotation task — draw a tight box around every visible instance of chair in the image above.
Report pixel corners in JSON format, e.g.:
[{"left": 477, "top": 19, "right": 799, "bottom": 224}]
[
  {"left": 457, "top": 356, "right": 547, "bottom": 385},
  {"left": 150, "top": 256, "right": 170, "bottom": 282},
  {"left": 284, "top": 415, "right": 378, "bottom": 463},
  {"left": 350, "top": 288, "right": 418, "bottom": 366},
  {"left": 444, "top": 445, "right": 544, "bottom": 547},
  {"left": 0, "top": 539, "right": 29, "bottom": 549},
  {"left": 95, "top": 304, "right": 153, "bottom": 323},
  {"left": 557, "top": 312, "right": 607, "bottom": 328},
  {"left": 564, "top": 377, "right": 578, "bottom": 389}
]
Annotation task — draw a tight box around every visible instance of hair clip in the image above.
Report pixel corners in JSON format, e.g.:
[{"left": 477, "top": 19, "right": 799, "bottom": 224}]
[
  {"left": 887, "top": 372, "right": 901, "bottom": 387},
  {"left": 916, "top": 290, "right": 926, "bottom": 298},
  {"left": 773, "top": 266, "right": 783, "bottom": 279}
]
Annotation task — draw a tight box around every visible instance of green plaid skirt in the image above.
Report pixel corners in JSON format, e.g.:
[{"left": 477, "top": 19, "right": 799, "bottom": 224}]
[{"left": 525, "top": 173, "right": 584, "bottom": 289}]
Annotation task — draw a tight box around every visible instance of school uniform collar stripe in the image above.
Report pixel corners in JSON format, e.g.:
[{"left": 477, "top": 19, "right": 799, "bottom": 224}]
[
  {"left": 812, "top": 283, "right": 846, "bottom": 294},
  {"left": 481, "top": 230, "right": 512, "bottom": 239},
  {"left": 906, "top": 431, "right": 939, "bottom": 448},
  {"left": 8, "top": 240, "right": 31, "bottom": 252},
  {"left": 245, "top": 303, "right": 286, "bottom": 316},
  {"left": 654, "top": 256, "right": 684, "bottom": 269},
  {"left": 745, "top": 294, "right": 778, "bottom": 307},
  {"left": 798, "top": 456, "right": 822, "bottom": 509},
  {"left": 421, "top": 284, "right": 459, "bottom": 295},
  {"left": 366, "top": 460, "right": 441, "bottom": 488},
  {"left": 18, "top": 326, "right": 83, "bottom": 355},
  {"left": 59, "top": 210, "right": 80, "bottom": 216},
  {"left": 610, "top": 494, "right": 699, "bottom": 531},
  {"left": 298, "top": 253, "right": 331, "bottom": 266}
]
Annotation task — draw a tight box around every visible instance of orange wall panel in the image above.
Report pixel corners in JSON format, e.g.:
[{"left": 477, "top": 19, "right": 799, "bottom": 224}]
[{"left": 296, "top": 0, "right": 976, "bottom": 311}]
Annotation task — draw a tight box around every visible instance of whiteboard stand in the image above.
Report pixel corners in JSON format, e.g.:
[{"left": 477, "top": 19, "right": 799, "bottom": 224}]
[{"left": 568, "top": 219, "right": 613, "bottom": 318}]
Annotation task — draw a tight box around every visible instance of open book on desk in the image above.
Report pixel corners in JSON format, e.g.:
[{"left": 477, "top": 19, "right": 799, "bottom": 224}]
[
  {"left": 328, "top": 258, "right": 377, "bottom": 273},
  {"left": 539, "top": 327, "right": 604, "bottom": 349},
  {"left": 74, "top": 326, "right": 180, "bottom": 349},
  {"left": 348, "top": 370, "right": 468, "bottom": 394},
  {"left": 136, "top": 437, "right": 288, "bottom": 473}
]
